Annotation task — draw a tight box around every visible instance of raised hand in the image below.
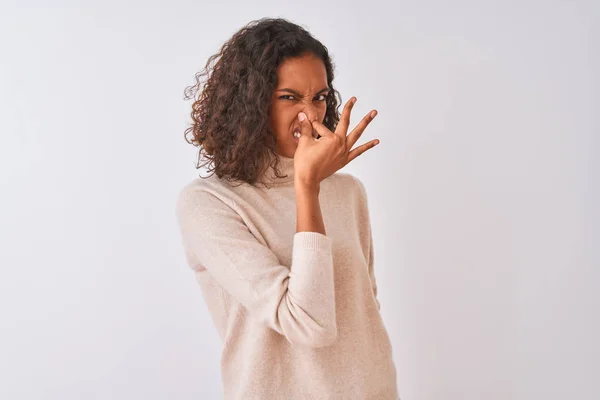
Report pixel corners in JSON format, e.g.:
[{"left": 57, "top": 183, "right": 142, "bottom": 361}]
[{"left": 293, "top": 97, "right": 379, "bottom": 187}]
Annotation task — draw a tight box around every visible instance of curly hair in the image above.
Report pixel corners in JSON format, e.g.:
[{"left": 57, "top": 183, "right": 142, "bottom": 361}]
[{"left": 183, "top": 17, "right": 342, "bottom": 187}]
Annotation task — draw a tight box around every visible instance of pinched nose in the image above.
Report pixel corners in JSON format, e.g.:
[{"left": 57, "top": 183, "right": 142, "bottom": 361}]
[{"left": 299, "top": 104, "right": 318, "bottom": 123}]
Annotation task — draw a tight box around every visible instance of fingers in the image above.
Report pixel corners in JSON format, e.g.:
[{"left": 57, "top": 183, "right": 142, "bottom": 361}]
[
  {"left": 297, "top": 112, "right": 315, "bottom": 141},
  {"left": 346, "top": 109, "right": 377, "bottom": 149},
  {"left": 310, "top": 119, "right": 335, "bottom": 139},
  {"left": 347, "top": 139, "right": 380, "bottom": 163},
  {"left": 335, "top": 97, "right": 357, "bottom": 137}
]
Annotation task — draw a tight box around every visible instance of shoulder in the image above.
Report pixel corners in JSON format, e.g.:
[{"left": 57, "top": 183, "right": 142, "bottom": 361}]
[
  {"left": 177, "top": 175, "right": 218, "bottom": 203},
  {"left": 327, "top": 173, "right": 372, "bottom": 245},
  {"left": 329, "top": 172, "right": 368, "bottom": 203},
  {"left": 175, "top": 175, "right": 239, "bottom": 220},
  {"left": 323, "top": 172, "right": 371, "bottom": 223}
]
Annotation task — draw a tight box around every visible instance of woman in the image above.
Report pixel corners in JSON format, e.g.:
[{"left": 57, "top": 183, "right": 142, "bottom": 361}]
[{"left": 176, "top": 17, "right": 399, "bottom": 399}]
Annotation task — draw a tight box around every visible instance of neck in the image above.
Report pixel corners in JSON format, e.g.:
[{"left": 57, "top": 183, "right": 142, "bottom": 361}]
[{"left": 258, "top": 152, "right": 295, "bottom": 187}]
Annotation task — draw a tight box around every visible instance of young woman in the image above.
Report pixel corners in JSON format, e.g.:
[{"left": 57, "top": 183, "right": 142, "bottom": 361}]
[{"left": 176, "top": 17, "right": 399, "bottom": 400}]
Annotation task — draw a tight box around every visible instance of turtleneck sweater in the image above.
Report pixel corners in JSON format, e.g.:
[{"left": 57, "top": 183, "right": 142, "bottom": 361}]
[{"left": 175, "top": 154, "right": 399, "bottom": 399}]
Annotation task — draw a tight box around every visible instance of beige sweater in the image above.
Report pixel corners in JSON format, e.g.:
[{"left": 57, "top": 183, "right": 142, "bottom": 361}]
[{"left": 175, "top": 154, "right": 398, "bottom": 399}]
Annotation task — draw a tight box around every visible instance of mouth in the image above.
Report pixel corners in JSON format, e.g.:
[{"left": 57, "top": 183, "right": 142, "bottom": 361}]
[{"left": 292, "top": 127, "right": 319, "bottom": 142}]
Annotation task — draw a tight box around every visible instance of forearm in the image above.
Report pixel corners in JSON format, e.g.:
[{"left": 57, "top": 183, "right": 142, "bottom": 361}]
[{"left": 295, "top": 181, "right": 326, "bottom": 235}]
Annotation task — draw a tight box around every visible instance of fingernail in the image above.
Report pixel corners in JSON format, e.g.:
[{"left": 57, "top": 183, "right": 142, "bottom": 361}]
[{"left": 298, "top": 112, "right": 306, "bottom": 122}]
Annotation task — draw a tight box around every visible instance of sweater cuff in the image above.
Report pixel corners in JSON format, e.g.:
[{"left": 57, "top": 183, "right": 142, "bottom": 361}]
[{"left": 293, "top": 231, "right": 332, "bottom": 252}]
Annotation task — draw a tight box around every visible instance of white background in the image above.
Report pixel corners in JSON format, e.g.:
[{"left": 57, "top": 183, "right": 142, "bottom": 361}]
[{"left": 1, "top": 0, "right": 598, "bottom": 399}]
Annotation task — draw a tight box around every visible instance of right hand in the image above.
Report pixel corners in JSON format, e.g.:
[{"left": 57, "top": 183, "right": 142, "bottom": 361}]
[{"left": 293, "top": 97, "right": 380, "bottom": 187}]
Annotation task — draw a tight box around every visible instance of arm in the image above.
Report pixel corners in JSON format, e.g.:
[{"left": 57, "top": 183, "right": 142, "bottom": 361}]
[
  {"left": 367, "top": 229, "right": 381, "bottom": 311},
  {"left": 295, "top": 181, "right": 326, "bottom": 235},
  {"left": 175, "top": 184, "right": 337, "bottom": 348},
  {"left": 354, "top": 176, "right": 381, "bottom": 311}
]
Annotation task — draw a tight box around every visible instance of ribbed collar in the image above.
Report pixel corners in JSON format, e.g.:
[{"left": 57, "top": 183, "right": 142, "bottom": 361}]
[{"left": 258, "top": 153, "right": 295, "bottom": 186}]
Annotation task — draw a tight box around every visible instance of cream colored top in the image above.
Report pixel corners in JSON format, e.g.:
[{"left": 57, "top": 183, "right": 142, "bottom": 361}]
[{"left": 175, "top": 154, "right": 398, "bottom": 399}]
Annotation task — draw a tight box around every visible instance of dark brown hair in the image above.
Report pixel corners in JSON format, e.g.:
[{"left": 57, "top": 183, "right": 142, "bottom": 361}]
[{"left": 183, "top": 17, "right": 342, "bottom": 186}]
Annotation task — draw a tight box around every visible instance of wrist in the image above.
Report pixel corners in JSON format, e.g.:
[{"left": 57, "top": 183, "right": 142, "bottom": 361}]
[{"left": 294, "top": 179, "right": 320, "bottom": 194}]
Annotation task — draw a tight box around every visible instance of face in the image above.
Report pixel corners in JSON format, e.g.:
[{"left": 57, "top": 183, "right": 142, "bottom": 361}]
[{"left": 268, "top": 53, "right": 329, "bottom": 158}]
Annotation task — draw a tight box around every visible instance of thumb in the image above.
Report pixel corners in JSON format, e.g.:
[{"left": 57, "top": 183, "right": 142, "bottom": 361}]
[{"left": 297, "top": 112, "right": 313, "bottom": 140}]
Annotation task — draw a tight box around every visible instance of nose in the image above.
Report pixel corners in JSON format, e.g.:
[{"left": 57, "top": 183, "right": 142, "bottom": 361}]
[{"left": 299, "top": 102, "right": 318, "bottom": 123}]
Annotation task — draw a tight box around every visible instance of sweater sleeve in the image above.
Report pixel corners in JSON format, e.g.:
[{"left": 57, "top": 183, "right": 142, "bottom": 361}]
[
  {"left": 175, "top": 184, "right": 337, "bottom": 348},
  {"left": 367, "top": 228, "right": 381, "bottom": 311},
  {"left": 353, "top": 176, "right": 381, "bottom": 311}
]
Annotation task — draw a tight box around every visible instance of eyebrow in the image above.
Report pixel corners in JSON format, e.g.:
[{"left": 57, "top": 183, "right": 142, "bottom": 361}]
[{"left": 276, "top": 87, "right": 330, "bottom": 96}]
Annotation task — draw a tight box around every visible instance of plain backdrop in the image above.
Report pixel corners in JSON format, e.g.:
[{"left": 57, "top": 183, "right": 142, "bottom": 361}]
[{"left": 1, "top": 1, "right": 598, "bottom": 399}]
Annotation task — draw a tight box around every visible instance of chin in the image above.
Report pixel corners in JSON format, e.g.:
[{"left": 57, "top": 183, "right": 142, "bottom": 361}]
[
  {"left": 286, "top": 147, "right": 297, "bottom": 158},
  {"left": 275, "top": 143, "right": 296, "bottom": 158}
]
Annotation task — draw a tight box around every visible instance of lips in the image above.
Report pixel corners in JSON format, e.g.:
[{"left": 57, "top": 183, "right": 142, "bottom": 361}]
[{"left": 292, "top": 126, "right": 319, "bottom": 140}]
